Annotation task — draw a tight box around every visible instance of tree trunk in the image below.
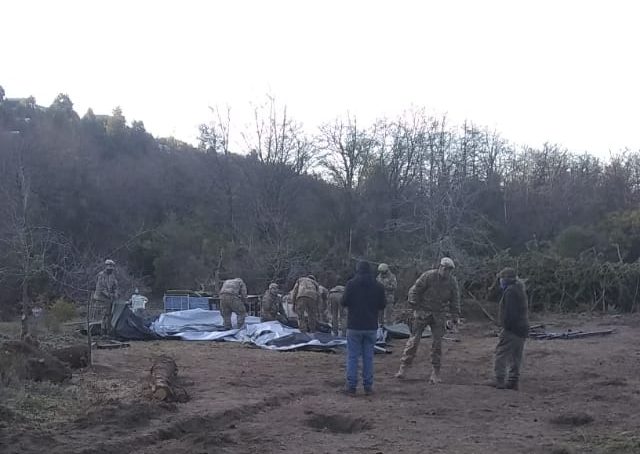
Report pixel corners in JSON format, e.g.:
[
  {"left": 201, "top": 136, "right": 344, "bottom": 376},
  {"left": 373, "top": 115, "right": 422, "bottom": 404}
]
[{"left": 20, "top": 280, "right": 30, "bottom": 339}]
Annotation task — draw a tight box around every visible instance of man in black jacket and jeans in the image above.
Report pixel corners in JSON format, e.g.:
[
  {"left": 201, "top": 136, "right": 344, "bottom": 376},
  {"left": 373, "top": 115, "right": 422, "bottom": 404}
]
[
  {"left": 341, "top": 261, "right": 386, "bottom": 396},
  {"left": 494, "top": 267, "right": 529, "bottom": 390}
]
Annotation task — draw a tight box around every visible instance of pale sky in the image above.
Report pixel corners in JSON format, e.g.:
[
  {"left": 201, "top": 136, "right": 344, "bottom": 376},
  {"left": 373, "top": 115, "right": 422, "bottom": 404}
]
[{"left": 2, "top": 0, "right": 639, "bottom": 156}]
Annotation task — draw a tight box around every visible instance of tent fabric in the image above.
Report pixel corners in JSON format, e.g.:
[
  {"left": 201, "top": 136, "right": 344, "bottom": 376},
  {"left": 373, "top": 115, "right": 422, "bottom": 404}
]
[
  {"left": 151, "top": 309, "right": 261, "bottom": 336},
  {"left": 150, "top": 309, "right": 386, "bottom": 351},
  {"left": 110, "top": 301, "right": 159, "bottom": 341}
]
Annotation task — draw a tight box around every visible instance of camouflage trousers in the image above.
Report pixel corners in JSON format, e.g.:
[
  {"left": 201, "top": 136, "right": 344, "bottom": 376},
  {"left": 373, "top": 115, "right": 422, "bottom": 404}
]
[
  {"left": 329, "top": 293, "right": 347, "bottom": 336},
  {"left": 378, "top": 294, "right": 395, "bottom": 326},
  {"left": 399, "top": 312, "right": 445, "bottom": 369},
  {"left": 220, "top": 294, "right": 247, "bottom": 330},
  {"left": 294, "top": 296, "right": 319, "bottom": 333},
  {"left": 494, "top": 329, "right": 526, "bottom": 384},
  {"left": 261, "top": 309, "right": 287, "bottom": 324},
  {"left": 89, "top": 298, "right": 113, "bottom": 336}
]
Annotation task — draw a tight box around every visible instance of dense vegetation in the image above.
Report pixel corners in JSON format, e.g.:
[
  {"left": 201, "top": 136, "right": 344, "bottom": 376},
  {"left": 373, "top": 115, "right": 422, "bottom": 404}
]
[{"left": 1, "top": 86, "right": 639, "bottom": 317}]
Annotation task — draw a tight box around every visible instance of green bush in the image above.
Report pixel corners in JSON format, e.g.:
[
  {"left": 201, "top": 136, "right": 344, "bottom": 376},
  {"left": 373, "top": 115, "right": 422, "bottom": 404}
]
[{"left": 49, "top": 299, "right": 76, "bottom": 323}]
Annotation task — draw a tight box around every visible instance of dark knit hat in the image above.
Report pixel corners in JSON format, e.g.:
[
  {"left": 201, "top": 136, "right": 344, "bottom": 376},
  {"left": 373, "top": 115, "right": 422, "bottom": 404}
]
[{"left": 499, "top": 267, "right": 517, "bottom": 279}]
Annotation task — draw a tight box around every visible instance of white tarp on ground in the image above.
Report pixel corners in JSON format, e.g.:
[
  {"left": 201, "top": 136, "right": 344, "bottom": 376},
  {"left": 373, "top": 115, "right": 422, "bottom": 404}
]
[
  {"left": 150, "top": 308, "right": 386, "bottom": 351},
  {"left": 151, "top": 308, "right": 261, "bottom": 336}
]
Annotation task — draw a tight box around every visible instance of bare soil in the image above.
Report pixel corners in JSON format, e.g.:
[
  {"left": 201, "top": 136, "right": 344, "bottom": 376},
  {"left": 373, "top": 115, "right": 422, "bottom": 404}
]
[{"left": 2, "top": 313, "right": 640, "bottom": 454}]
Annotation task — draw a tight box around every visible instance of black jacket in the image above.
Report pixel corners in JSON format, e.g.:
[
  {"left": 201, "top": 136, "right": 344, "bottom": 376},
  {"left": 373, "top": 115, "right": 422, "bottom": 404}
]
[
  {"left": 499, "top": 279, "right": 529, "bottom": 338},
  {"left": 342, "top": 262, "right": 386, "bottom": 331}
]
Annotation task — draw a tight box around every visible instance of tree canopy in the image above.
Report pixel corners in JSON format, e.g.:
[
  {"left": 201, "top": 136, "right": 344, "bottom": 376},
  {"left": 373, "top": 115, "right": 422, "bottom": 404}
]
[{"left": 1, "top": 89, "right": 639, "bottom": 315}]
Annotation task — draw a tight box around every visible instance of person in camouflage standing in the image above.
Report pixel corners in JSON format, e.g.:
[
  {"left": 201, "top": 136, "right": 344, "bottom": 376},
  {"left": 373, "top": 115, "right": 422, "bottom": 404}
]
[
  {"left": 219, "top": 277, "right": 248, "bottom": 330},
  {"left": 328, "top": 285, "right": 347, "bottom": 336},
  {"left": 292, "top": 274, "right": 320, "bottom": 332},
  {"left": 261, "top": 283, "right": 287, "bottom": 323},
  {"left": 493, "top": 267, "right": 529, "bottom": 390},
  {"left": 377, "top": 263, "right": 397, "bottom": 326},
  {"left": 92, "top": 259, "right": 119, "bottom": 336},
  {"left": 395, "top": 257, "right": 461, "bottom": 384}
]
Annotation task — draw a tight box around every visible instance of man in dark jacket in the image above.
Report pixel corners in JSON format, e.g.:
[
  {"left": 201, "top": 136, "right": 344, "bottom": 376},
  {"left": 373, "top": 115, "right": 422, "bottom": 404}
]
[
  {"left": 494, "top": 267, "right": 529, "bottom": 390},
  {"left": 341, "top": 261, "right": 386, "bottom": 396}
]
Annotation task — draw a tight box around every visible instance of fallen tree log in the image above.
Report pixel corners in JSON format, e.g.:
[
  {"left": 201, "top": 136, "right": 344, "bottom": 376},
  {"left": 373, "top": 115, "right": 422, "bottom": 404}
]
[
  {"left": 149, "top": 356, "right": 189, "bottom": 402},
  {"left": 49, "top": 344, "right": 90, "bottom": 369}
]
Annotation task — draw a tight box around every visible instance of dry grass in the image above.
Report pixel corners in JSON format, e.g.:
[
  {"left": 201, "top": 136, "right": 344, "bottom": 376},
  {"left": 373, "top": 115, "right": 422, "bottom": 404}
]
[
  {"left": 0, "top": 320, "right": 21, "bottom": 338},
  {"left": 1, "top": 380, "right": 89, "bottom": 428}
]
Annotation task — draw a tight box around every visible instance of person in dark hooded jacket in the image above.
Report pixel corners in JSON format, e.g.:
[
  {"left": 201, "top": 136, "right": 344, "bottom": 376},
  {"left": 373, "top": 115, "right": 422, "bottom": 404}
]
[
  {"left": 341, "top": 261, "right": 386, "bottom": 395},
  {"left": 494, "top": 267, "right": 529, "bottom": 390}
]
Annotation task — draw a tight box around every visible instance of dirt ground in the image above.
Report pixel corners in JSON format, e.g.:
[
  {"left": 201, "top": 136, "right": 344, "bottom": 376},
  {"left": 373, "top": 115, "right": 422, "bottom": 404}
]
[{"left": 2, "top": 313, "right": 640, "bottom": 454}]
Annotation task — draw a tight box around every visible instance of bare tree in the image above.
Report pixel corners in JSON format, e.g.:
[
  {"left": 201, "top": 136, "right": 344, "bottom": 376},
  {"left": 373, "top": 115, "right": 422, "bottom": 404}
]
[
  {"left": 243, "top": 95, "right": 315, "bottom": 174},
  {"left": 198, "top": 105, "right": 238, "bottom": 241},
  {"left": 0, "top": 132, "right": 61, "bottom": 338},
  {"left": 318, "top": 115, "right": 376, "bottom": 257}
]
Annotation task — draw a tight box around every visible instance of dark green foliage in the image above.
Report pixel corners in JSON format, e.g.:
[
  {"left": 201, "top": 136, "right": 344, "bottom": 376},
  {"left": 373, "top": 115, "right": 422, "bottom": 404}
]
[
  {"left": 555, "top": 226, "right": 599, "bottom": 258},
  {"left": 0, "top": 89, "right": 639, "bottom": 313}
]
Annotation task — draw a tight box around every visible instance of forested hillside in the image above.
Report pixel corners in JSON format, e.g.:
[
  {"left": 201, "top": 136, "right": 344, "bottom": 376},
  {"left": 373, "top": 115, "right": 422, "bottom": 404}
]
[{"left": 1, "top": 86, "right": 639, "bottom": 316}]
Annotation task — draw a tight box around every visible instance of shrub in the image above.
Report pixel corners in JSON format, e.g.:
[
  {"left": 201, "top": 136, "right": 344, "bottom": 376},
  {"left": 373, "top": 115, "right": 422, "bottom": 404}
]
[{"left": 49, "top": 299, "right": 76, "bottom": 323}]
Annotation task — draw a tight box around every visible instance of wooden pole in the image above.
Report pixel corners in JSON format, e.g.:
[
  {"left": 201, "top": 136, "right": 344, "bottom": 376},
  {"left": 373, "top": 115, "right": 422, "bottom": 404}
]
[{"left": 86, "top": 296, "right": 93, "bottom": 367}]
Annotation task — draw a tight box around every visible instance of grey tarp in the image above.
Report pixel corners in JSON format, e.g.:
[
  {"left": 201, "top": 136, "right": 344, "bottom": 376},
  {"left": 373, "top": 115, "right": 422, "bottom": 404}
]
[{"left": 150, "top": 309, "right": 387, "bottom": 351}]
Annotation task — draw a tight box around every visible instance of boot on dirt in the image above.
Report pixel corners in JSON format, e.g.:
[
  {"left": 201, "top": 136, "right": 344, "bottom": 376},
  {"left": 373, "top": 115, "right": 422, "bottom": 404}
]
[
  {"left": 343, "top": 387, "right": 356, "bottom": 397},
  {"left": 490, "top": 376, "right": 506, "bottom": 389},
  {"left": 506, "top": 380, "right": 519, "bottom": 391},
  {"left": 429, "top": 367, "right": 442, "bottom": 384},
  {"left": 394, "top": 364, "right": 407, "bottom": 379}
]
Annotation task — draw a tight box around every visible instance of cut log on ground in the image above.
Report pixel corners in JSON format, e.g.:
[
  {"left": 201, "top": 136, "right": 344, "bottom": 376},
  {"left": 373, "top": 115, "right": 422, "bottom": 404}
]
[
  {"left": 148, "top": 355, "right": 189, "bottom": 402},
  {"left": 49, "top": 344, "right": 90, "bottom": 369}
]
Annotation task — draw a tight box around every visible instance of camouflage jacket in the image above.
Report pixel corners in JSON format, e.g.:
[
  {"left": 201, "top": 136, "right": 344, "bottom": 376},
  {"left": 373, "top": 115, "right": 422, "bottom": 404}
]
[
  {"left": 220, "top": 278, "right": 247, "bottom": 300},
  {"left": 261, "top": 290, "right": 285, "bottom": 319},
  {"left": 408, "top": 269, "right": 460, "bottom": 317},
  {"left": 377, "top": 271, "right": 397, "bottom": 298},
  {"left": 93, "top": 271, "right": 118, "bottom": 302},
  {"left": 292, "top": 277, "right": 319, "bottom": 301}
]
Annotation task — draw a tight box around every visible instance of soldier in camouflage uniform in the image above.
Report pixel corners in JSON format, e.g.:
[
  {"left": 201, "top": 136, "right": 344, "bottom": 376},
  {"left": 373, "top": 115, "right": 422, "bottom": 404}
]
[
  {"left": 395, "top": 257, "right": 461, "bottom": 384},
  {"left": 328, "top": 285, "right": 347, "bottom": 336},
  {"left": 92, "top": 259, "right": 119, "bottom": 336},
  {"left": 219, "top": 278, "right": 248, "bottom": 330},
  {"left": 377, "top": 263, "right": 397, "bottom": 326},
  {"left": 292, "top": 274, "right": 320, "bottom": 332},
  {"left": 261, "top": 283, "right": 287, "bottom": 323}
]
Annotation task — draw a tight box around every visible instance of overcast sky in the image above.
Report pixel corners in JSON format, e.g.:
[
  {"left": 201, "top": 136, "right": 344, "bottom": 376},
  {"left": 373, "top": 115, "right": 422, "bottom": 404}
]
[{"left": 2, "top": 0, "right": 639, "bottom": 157}]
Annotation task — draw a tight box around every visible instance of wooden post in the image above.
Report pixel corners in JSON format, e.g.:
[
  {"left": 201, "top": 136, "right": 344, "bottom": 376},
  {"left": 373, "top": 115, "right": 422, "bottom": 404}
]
[{"left": 86, "top": 296, "right": 93, "bottom": 367}]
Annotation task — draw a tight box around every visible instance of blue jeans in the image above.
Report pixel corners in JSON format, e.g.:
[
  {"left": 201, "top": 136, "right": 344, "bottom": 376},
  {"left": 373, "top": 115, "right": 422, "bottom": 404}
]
[{"left": 346, "top": 329, "right": 378, "bottom": 390}]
